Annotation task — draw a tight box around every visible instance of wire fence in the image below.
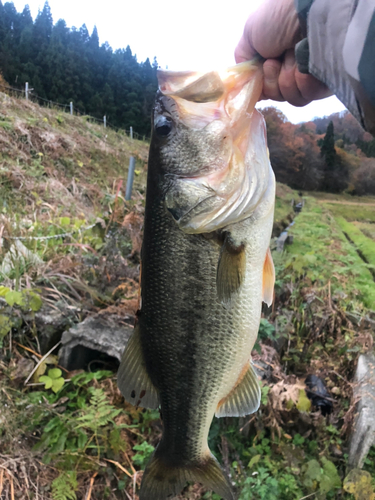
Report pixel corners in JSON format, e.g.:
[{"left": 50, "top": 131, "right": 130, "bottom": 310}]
[
  {"left": 6, "top": 222, "right": 98, "bottom": 242},
  {"left": 0, "top": 82, "right": 150, "bottom": 141}
]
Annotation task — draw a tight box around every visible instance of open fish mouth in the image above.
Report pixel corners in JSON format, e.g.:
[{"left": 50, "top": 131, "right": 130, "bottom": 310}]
[{"left": 157, "top": 60, "right": 271, "bottom": 235}]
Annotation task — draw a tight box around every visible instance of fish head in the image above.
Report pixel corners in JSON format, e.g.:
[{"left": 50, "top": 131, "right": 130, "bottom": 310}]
[{"left": 151, "top": 61, "right": 273, "bottom": 233}]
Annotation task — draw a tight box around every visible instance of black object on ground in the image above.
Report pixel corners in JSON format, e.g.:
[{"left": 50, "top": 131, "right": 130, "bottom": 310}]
[{"left": 305, "top": 374, "right": 333, "bottom": 416}]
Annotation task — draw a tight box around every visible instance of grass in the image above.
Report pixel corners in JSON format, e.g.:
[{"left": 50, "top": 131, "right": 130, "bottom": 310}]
[
  {"left": 310, "top": 191, "right": 375, "bottom": 204},
  {"left": 353, "top": 221, "right": 375, "bottom": 240},
  {"left": 1, "top": 90, "right": 375, "bottom": 499},
  {"left": 273, "top": 183, "right": 299, "bottom": 235},
  {"left": 335, "top": 216, "right": 375, "bottom": 270},
  {"left": 0, "top": 90, "right": 149, "bottom": 220},
  {"left": 322, "top": 202, "right": 375, "bottom": 223},
  {"left": 285, "top": 203, "right": 375, "bottom": 308}
]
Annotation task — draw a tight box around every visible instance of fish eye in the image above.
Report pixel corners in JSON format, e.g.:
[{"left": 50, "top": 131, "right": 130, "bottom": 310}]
[{"left": 155, "top": 115, "right": 173, "bottom": 137}]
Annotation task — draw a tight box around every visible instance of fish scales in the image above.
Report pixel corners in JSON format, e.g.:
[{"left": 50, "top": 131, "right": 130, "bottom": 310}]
[{"left": 118, "top": 60, "right": 276, "bottom": 500}]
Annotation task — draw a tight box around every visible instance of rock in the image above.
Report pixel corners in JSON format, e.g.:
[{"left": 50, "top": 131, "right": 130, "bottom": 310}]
[
  {"left": 348, "top": 352, "right": 375, "bottom": 469},
  {"left": 10, "top": 356, "right": 35, "bottom": 384},
  {"left": 253, "top": 359, "right": 272, "bottom": 381},
  {"left": 277, "top": 231, "right": 289, "bottom": 252},
  {"left": 35, "top": 303, "right": 78, "bottom": 354},
  {"left": 58, "top": 313, "right": 134, "bottom": 371},
  {"left": 294, "top": 202, "right": 303, "bottom": 213}
]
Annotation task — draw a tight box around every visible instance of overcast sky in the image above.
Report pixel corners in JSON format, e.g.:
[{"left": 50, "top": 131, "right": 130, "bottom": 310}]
[{"left": 11, "top": 0, "right": 347, "bottom": 123}]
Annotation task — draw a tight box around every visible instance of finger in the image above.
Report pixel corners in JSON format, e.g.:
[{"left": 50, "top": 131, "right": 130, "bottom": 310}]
[
  {"left": 235, "top": 0, "right": 302, "bottom": 63},
  {"left": 234, "top": 19, "right": 257, "bottom": 64},
  {"left": 295, "top": 71, "right": 333, "bottom": 101},
  {"left": 262, "top": 59, "right": 284, "bottom": 101},
  {"left": 278, "top": 49, "right": 311, "bottom": 106},
  {"left": 234, "top": 34, "right": 257, "bottom": 63}
]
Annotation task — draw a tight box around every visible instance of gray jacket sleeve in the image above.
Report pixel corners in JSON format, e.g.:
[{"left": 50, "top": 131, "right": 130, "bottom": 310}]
[{"left": 295, "top": 0, "right": 375, "bottom": 135}]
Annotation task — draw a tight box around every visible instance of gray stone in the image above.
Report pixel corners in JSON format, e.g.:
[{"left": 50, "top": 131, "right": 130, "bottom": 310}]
[
  {"left": 253, "top": 359, "right": 272, "bottom": 381},
  {"left": 35, "top": 303, "right": 78, "bottom": 354},
  {"left": 348, "top": 352, "right": 375, "bottom": 469},
  {"left": 58, "top": 313, "right": 134, "bottom": 371},
  {"left": 277, "top": 231, "right": 289, "bottom": 252}
]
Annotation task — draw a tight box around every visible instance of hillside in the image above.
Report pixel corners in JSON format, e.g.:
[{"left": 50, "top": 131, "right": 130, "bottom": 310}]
[
  {"left": 263, "top": 107, "right": 375, "bottom": 195},
  {"left": 0, "top": 89, "right": 148, "bottom": 216},
  {"left": 0, "top": 91, "right": 375, "bottom": 500},
  {"left": 0, "top": 1, "right": 158, "bottom": 135}
]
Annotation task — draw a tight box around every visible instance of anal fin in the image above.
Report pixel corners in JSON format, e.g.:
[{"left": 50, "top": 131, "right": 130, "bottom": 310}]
[
  {"left": 117, "top": 325, "right": 159, "bottom": 409},
  {"left": 217, "top": 234, "right": 246, "bottom": 304},
  {"left": 215, "top": 362, "right": 260, "bottom": 418},
  {"left": 262, "top": 248, "right": 275, "bottom": 307}
]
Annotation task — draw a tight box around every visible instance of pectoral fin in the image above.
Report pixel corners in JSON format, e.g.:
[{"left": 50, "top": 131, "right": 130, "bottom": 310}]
[
  {"left": 117, "top": 325, "right": 159, "bottom": 409},
  {"left": 262, "top": 248, "right": 275, "bottom": 307},
  {"left": 215, "top": 362, "right": 260, "bottom": 418},
  {"left": 216, "top": 235, "right": 246, "bottom": 304}
]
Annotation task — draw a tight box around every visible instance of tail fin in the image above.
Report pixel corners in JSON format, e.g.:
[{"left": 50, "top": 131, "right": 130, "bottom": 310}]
[{"left": 140, "top": 451, "right": 234, "bottom": 500}]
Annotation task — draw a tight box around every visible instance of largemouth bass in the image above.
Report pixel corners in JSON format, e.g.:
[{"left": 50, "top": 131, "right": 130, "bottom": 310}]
[{"left": 118, "top": 60, "right": 275, "bottom": 500}]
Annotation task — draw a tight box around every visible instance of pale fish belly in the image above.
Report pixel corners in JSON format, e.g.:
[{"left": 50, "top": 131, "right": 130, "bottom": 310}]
[{"left": 213, "top": 204, "right": 274, "bottom": 405}]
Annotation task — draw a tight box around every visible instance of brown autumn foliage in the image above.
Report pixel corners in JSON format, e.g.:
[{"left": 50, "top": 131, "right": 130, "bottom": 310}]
[
  {"left": 261, "top": 106, "right": 375, "bottom": 194},
  {"left": 313, "top": 110, "right": 365, "bottom": 142},
  {"left": 352, "top": 158, "right": 375, "bottom": 195},
  {"left": 262, "top": 107, "right": 323, "bottom": 191}
]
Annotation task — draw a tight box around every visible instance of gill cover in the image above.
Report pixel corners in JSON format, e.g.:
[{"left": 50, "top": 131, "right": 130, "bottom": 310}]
[{"left": 157, "top": 60, "right": 273, "bottom": 234}]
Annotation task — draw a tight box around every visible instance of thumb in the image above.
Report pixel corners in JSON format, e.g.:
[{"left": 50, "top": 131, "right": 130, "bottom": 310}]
[{"left": 234, "top": 33, "right": 258, "bottom": 63}]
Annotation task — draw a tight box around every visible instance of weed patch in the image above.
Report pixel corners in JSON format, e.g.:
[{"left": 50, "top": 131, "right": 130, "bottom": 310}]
[
  {"left": 284, "top": 204, "right": 375, "bottom": 308},
  {"left": 323, "top": 201, "right": 375, "bottom": 223},
  {"left": 335, "top": 216, "right": 375, "bottom": 272}
]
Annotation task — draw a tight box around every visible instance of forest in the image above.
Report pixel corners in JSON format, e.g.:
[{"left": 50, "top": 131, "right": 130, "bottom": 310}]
[
  {"left": 0, "top": 0, "right": 158, "bottom": 135},
  {"left": 263, "top": 107, "right": 375, "bottom": 195}
]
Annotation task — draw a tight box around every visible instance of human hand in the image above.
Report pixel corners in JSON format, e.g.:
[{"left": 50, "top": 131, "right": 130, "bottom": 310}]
[{"left": 234, "top": 0, "right": 332, "bottom": 106}]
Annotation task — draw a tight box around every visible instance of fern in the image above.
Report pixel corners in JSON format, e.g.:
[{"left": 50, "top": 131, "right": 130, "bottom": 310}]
[
  {"left": 76, "top": 388, "right": 121, "bottom": 431},
  {"left": 52, "top": 471, "right": 78, "bottom": 500}
]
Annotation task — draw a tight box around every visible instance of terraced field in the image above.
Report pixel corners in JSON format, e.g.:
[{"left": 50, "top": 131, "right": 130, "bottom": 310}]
[{"left": 306, "top": 194, "right": 375, "bottom": 308}]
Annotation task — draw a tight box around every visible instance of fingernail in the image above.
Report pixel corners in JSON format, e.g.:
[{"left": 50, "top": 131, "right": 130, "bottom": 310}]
[
  {"left": 264, "top": 61, "right": 279, "bottom": 83},
  {"left": 284, "top": 49, "right": 295, "bottom": 70}
]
